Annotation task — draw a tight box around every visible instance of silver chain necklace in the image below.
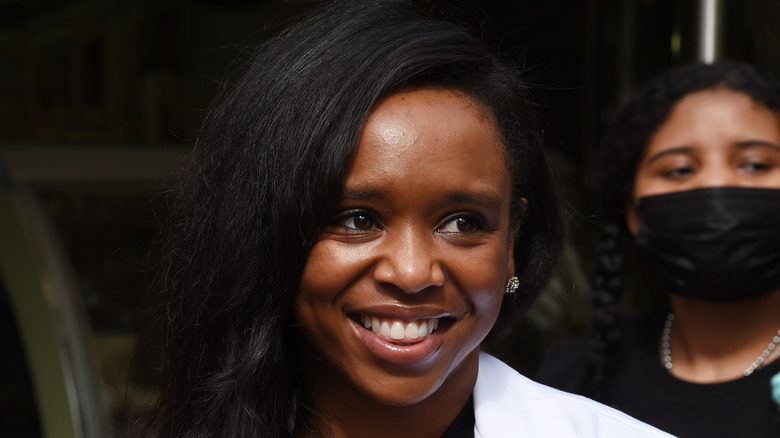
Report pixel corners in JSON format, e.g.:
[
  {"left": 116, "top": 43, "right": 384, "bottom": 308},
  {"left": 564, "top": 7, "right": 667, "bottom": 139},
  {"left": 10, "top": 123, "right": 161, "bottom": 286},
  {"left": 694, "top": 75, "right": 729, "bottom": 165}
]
[{"left": 661, "top": 313, "right": 780, "bottom": 377}]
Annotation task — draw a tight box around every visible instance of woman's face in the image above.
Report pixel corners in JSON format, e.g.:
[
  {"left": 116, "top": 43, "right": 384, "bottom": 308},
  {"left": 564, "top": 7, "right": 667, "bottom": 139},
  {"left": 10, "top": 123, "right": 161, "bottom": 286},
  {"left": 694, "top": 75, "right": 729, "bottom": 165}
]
[
  {"left": 627, "top": 88, "right": 780, "bottom": 233},
  {"left": 296, "top": 88, "right": 516, "bottom": 408}
]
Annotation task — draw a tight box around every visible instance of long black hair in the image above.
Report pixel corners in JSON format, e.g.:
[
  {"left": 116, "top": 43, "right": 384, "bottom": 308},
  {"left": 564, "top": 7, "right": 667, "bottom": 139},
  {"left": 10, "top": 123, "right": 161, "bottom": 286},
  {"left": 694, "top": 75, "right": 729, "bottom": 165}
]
[
  {"left": 586, "top": 61, "right": 780, "bottom": 399},
  {"left": 139, "top": 1, "right": 562, "bottom": 436}
]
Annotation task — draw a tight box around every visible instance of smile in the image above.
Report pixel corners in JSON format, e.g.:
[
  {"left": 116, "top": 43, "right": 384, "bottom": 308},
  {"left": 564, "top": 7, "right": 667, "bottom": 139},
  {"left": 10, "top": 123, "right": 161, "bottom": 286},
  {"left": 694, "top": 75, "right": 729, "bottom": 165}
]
[{"left": 359, "top": 315, "right": 440, "bottom": 341}]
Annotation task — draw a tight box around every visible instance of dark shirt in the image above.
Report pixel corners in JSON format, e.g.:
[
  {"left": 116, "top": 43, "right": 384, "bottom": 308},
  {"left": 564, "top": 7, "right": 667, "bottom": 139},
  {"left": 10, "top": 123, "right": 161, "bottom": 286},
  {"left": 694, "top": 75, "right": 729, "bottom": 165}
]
[
  {"left": 535, "top": 314, "right": 780, "bottom": 438},
  {"left": 441, "top": 395, "right": 474, "bottom": 438}
]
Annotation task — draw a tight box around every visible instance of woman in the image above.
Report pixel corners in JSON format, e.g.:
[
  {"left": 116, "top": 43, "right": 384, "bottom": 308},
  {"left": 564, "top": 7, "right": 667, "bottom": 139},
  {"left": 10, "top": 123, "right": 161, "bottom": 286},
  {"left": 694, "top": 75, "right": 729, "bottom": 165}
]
[
  {"left": 138, "top": 1, "right": 672, "bottom": 436},
  {"left": 536, "top": 62, "right": 780, "bottom": 437}
]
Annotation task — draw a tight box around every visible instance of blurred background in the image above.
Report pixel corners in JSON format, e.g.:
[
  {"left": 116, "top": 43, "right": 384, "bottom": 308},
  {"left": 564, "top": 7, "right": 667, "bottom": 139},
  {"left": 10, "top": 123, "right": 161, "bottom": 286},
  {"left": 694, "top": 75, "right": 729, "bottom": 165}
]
[{"left": 1, "top": 0, "right": 779, "bottom": 436}]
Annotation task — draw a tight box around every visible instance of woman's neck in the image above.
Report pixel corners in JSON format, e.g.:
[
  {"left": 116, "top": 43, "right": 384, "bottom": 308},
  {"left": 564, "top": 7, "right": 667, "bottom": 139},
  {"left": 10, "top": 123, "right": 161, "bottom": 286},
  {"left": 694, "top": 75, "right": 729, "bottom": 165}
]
[
  {"left": 666, "top": 288, "right": 780, "bottom": 383},
  {"left": 296, "top": 349, "right": 478, "bottom": 438}
]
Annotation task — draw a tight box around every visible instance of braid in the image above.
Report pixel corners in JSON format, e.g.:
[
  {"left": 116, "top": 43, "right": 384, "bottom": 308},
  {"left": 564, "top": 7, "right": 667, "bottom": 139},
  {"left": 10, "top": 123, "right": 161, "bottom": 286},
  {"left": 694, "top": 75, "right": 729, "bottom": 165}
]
[{"left": 586, "top": 214, "right": 625, "bottom": 400}]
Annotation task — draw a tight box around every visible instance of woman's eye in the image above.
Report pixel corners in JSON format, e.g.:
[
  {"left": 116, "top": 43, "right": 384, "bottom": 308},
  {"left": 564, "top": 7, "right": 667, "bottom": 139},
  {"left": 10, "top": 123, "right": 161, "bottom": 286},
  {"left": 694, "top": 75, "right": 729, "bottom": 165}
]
[
  {"left": 340, "top": 212, "right": 378, "bottom": 231},
  {"left": 739, "top": 161, "right": 773, "bottom": 173},
  {"left": 661, "top": 167, "right": 694, "bottom": 179},
  {"left": 438, "top": 214, "right": 483, "bottom": 234}
]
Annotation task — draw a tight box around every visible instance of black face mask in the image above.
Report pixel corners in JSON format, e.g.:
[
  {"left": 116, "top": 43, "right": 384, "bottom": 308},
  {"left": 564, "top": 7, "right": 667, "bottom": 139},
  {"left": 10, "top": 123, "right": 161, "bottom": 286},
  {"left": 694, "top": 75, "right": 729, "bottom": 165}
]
[{"left": 634, "top": 186, "right": 780, "bottom": 301}]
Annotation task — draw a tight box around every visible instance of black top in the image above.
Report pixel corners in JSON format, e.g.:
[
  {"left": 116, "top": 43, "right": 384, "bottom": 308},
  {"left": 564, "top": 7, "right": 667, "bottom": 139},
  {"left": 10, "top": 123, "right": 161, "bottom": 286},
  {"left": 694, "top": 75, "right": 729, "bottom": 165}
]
[
  {"left": 534, "top": 314, "right": 780, "bottom": 438},
  {"left": 440, "top": 395, "right": 474, "bottom": 438}
]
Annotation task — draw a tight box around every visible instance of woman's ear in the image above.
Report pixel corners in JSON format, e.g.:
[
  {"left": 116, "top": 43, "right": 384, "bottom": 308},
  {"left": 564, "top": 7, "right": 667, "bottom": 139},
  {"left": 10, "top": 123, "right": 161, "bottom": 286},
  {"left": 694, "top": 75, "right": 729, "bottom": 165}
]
[
  {"left": 506, "top": 228, "right": 517, "bottom": 276},
  {"left": 624, "top": 197, "right": 639, "bottom": 236}
]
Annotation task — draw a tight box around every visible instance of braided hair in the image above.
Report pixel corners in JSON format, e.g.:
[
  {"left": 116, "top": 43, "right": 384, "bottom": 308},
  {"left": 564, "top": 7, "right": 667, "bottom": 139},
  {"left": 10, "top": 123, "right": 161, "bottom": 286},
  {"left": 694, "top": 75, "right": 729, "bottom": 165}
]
[{"left": 585, "top": 61, "right": 780, "bottom": 399}]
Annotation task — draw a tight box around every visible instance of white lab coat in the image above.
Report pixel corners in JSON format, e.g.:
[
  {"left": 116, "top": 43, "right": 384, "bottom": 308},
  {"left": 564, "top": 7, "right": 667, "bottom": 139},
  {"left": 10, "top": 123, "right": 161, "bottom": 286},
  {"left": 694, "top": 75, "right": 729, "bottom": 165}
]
[{"left": 473, "top": 352, "right": 676, "bottom": 437}]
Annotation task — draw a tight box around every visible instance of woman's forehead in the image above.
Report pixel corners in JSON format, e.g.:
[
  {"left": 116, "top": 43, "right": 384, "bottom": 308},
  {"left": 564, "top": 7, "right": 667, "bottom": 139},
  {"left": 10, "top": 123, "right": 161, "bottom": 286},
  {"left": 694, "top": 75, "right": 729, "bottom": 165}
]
[{"left": 334, "top": 88, "right": 511, "bottom": 214}]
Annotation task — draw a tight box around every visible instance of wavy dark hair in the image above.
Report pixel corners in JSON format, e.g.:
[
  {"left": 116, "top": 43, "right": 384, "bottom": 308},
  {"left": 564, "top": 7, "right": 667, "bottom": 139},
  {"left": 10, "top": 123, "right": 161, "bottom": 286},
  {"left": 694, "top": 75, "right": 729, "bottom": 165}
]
[
  {"left": 585, "top": 61, "right": 780, "bottom": 399},
  {"left": 138, "top": 0, "right": 562, "bottom": 436}
]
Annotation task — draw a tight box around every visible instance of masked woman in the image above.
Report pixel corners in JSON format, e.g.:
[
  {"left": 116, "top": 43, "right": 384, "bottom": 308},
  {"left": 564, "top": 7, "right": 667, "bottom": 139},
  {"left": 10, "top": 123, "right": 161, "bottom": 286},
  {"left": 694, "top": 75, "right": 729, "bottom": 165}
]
[
  {"left": 535, "top": 62, "right": 780, "bottom": 438},
  {"left": 136, "top": 1, "right": 673, "bottom": 437}
]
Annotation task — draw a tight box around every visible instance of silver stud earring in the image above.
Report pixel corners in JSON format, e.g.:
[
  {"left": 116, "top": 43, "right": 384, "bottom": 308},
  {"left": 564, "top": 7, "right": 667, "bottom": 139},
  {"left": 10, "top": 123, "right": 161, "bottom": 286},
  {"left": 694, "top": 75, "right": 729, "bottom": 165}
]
[{"left": 505, "top": 276, "right": 519, "bottom": 294}]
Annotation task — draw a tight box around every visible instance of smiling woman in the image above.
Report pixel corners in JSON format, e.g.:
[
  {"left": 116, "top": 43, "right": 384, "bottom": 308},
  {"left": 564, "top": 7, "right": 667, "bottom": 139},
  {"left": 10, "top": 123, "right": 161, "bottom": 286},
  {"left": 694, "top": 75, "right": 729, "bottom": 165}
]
[
  {"left": 296, "top": 88, "right": 513, "bottom": 417},
  {"left": 136, "top": 1, "right": 673, "bottom": 437}
]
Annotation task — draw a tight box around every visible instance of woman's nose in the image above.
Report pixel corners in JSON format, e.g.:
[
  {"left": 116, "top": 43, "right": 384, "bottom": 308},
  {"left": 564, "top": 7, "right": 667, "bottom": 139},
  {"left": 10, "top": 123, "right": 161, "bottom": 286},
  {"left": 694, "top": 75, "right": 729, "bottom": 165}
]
[
  {"left": 372, "top": 227, "right": 445, "bottom": 294},
  {"left": 696, "top": 166, "right": 742, "bottom": 188}
]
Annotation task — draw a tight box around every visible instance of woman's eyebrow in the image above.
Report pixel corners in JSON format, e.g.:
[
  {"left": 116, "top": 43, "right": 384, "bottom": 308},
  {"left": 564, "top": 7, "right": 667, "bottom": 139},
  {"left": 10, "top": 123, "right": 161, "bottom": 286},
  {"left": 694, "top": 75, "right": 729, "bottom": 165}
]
[
  {"left": 446, "top": 190, "right": 503, "bottom": 208},
  {"left": 342, "top": 188, "right": 385, "bottom": 200},
  {"left": 734, "top": 140, "right": 780, "bottom": 152},
  {"left": 645, "top": 146, "right": 693, "bottom": 165},
  {"left": 342, "top": 188, "right": 503, "bottom": 207}
]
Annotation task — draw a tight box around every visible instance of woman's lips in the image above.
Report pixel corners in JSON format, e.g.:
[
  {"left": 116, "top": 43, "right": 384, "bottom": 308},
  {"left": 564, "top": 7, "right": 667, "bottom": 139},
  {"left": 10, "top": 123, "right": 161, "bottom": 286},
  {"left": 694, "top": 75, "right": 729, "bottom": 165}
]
[{"left": 352, "top": 314, "right": 447, "bottom": 366}]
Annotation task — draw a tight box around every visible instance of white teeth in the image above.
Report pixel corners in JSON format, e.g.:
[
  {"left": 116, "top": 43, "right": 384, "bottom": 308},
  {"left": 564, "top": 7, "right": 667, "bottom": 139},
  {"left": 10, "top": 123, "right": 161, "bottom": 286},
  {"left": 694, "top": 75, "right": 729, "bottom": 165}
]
[
  {"left": 390, "top": 322, "right": 405, "bottom": 339},
  {"left": 405, "top": 322, "right": 419, "bottom": 339},
  {"left": 360, "top": 315, "right": 439, "bottom": 341}
]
